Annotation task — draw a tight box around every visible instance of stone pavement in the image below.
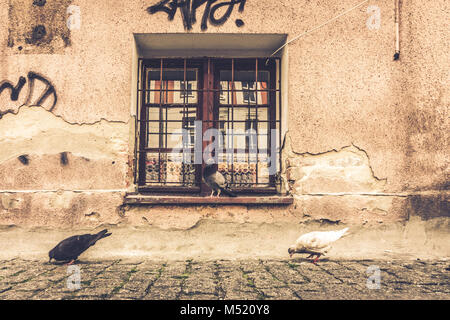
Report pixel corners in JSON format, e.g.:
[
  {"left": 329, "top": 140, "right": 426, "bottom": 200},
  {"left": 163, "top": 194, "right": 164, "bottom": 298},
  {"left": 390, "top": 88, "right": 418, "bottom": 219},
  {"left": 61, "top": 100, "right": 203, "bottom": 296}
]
[{"left": 0, "top": 258, "right": 448, "bottom": 300}]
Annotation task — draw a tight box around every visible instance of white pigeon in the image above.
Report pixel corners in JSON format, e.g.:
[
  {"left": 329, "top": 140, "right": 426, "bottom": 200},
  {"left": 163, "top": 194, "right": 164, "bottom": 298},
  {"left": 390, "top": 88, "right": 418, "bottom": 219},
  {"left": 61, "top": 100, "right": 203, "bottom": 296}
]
[{"left": 288, "top": 227, "right": 350, "bottom": 263}]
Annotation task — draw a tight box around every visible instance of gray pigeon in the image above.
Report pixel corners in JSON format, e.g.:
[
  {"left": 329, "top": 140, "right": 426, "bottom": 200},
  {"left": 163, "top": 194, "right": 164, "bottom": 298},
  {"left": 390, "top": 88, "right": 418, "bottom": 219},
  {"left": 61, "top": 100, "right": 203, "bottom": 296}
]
[
  {"left": 49, "top": 229, "right": 111, "bottom": 264},
  {"left": 203, "top": 163, "right": 236, "bottom": 197}
]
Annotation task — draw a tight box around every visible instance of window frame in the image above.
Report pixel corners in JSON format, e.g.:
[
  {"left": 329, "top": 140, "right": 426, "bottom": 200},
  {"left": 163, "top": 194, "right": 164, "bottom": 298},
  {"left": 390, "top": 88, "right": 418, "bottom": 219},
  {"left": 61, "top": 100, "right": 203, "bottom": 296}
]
[{"left": 134, "top": 57, "right": 282, "bottom": 196}]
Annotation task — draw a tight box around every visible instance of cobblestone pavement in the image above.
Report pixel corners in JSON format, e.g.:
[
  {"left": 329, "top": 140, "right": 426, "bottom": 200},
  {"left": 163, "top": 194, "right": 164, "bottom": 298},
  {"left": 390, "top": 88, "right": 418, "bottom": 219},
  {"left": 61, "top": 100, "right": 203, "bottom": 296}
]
[{"left": 0, "top": 258, "right": 448, "bottom": 300}]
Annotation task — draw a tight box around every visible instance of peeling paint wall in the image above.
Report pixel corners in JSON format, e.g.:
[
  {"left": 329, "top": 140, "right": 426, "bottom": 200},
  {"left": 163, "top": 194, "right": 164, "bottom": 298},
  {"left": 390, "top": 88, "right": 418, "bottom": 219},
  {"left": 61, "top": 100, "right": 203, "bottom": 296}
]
[
  {"left": 0, "top": 0, "right": 448, "bottom": 229},
  {"left": 0, "top": 191, "right": 124, "bottom": 228},
  {"left": 286, "top": 144, "right": 387, "bottom": 194},
  {"left": 0, "top": 106, "right": 129, "bottom": 190}
]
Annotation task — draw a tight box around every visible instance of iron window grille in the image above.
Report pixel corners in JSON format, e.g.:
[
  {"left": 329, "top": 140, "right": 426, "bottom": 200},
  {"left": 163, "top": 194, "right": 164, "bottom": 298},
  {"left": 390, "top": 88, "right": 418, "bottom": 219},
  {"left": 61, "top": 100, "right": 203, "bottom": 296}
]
[{"left": 135, "top": 58, "right": 281, "bottom": 195}]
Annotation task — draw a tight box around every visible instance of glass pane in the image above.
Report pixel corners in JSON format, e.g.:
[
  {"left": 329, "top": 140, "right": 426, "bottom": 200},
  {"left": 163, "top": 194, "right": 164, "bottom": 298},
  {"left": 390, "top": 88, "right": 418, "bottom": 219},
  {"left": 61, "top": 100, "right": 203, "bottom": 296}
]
[
  {"left": 145, "top": 152, "right": 197, "bottom": 186},
  {"left": 219, "top": 107, "right": 268, "bottom": 122},
  {"left": 220, "top": 70, "right": 269, "bottom": 82},
  {"left": 147, "top": 121, "right": 160, "bottom": 134},
  {"left": 218, "top": 106, "right": 269, "bottom": 151},
  {"left": 257, "top": 153, "right": 271, "bottom": 185},
  {"left": 217, "top": 153, "right": 272, "bottom": 187},
  {"left": 147, "top": 106, "right": 197, "bottom": 149},
  {"left": 257, "top": 134, "right": 268, "bottom": 150},
  {"left": 147, "top": 133, "right": 160, "bottom": 149},
  {"left": 145, "top": 69, "right": 197, "bottom": 104},
  {"left": 219, "top": 70, "right": 269, "bottom": 105}
]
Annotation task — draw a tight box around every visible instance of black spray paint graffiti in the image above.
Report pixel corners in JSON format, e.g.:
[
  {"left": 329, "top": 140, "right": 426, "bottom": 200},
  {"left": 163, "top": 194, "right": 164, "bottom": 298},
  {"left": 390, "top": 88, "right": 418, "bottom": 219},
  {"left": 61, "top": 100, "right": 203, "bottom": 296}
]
[
  {"left": 0, "top": 71, "right": 57, "bottom": 118},
  {"left": 147, "top": 0, "right": 246, "bottom": 31}
]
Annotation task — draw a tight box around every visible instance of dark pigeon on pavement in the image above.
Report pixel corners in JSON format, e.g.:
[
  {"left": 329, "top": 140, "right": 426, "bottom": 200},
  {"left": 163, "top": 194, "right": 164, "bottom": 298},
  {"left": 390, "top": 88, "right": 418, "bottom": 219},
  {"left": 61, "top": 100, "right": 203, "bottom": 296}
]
[{"left": 48, "top": 229, "right": 112, "bottom": 264}]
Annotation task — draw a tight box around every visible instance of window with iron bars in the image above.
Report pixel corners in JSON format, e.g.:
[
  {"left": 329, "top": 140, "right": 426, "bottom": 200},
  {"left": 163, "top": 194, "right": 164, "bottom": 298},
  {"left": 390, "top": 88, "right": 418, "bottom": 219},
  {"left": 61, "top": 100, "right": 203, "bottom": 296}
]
[{"left": 135, "top": 58, "right": 281, "bottom": 195}]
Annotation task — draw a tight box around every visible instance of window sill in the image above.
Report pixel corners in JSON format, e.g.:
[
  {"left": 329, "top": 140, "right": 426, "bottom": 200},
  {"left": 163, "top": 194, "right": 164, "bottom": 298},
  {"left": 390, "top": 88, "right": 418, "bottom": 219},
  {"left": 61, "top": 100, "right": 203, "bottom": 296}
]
[{"left": 124, "top": 194, "right": 293, "bottom": 205}]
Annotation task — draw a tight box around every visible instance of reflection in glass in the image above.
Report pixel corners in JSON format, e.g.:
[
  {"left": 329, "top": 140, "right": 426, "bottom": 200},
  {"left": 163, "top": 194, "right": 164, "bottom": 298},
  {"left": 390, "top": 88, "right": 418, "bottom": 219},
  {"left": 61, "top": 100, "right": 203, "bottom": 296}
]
[
  {"left": 146, "top": 69, "right": 198, "bottom": 104},
  {"left": 219, "top": 70, "right": 269, "bottom": 105}
]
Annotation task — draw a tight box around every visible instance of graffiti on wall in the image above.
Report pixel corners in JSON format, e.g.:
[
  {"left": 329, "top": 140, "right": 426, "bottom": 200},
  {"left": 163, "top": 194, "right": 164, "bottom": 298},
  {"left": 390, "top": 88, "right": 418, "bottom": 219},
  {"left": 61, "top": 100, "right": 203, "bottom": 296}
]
[
  {"left": 147, "top": 0, "right": 246, "bottom": 31},
  {"left": 0, "top": 72, "right": 57, "bottom": 118}
]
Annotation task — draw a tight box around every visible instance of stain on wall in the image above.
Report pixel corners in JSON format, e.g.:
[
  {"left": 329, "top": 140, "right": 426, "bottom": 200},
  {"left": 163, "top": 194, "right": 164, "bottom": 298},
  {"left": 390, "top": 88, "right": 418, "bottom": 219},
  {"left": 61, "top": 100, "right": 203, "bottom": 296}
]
[
  {"left": 17, "top": 154, "right": 29, "bottom": 165},
  {"left": 60, "top": 151, "right": 68, "bottom": 166},
  {"left": 7, "top": 0, "right": 72, "bottom": 54},
  {"left": 400, "top": 0, "right": 450, "bottom": 192},
  {"left": 404, "top": 194, "right": 449, "bottom": 220}
]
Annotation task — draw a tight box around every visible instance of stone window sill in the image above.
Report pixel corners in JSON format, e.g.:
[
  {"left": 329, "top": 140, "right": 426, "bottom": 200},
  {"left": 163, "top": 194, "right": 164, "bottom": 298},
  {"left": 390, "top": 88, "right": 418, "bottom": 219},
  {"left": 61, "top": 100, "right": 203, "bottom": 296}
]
[{"left": 123, "top": 194, "right": 293, "bottom": 205}]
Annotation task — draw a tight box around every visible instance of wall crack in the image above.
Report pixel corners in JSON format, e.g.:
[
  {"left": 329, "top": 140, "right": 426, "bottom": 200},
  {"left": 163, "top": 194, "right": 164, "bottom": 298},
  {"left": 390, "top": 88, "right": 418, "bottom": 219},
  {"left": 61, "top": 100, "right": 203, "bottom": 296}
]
[{"left": 0, "top": 104, "right": 129, "bottom": 126}]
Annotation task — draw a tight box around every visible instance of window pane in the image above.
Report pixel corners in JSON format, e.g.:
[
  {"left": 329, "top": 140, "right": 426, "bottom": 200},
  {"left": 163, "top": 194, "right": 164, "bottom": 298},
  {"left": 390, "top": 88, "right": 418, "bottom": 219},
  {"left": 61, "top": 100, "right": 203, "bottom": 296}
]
[
  {"left": 218, "top": 107, "right": 268, "bottom": 123},
  {"left": 219, "top": 70, "right": 269, "bottom": 105},
  {"left": 147, "top": 133, "right": 160, "bottom": 149},
  {"left": 217, "top": 63, "right": 273, "bottom": 187},
  {"left": 218, "top": 106, "right": 269, "bottom": 151},
  {"left": 147, "top": 120, "right": 160, "bottom": 134},
  {"left": 145, "top": 152, "right": 197, "bottom": 186},
  {"left": 146, "top": 106, "right": 197, "bottom": 149},
  {"left": 217, "top": 153, "right": 271, "bottom": 187},
  {"left": 145, "top": 69, "right": 197, "bottom": 104}
]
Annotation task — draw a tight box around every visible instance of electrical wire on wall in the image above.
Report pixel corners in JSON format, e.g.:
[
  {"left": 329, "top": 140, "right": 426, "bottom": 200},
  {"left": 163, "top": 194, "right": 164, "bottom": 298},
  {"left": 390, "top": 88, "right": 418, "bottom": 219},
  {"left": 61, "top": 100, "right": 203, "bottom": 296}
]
[
  {"left": 266, "top": 0, "right": 402, "bottom": 64},
  {"left": 394, "top": 0, "right": 400, "bottom": 60},
  {"left": 266, "top": 0, "right": 369, "bottom": 65}
]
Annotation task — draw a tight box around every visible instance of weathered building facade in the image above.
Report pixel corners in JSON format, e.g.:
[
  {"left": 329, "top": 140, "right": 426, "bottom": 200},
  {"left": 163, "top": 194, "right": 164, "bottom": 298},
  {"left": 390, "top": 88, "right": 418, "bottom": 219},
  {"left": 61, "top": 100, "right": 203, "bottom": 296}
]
[{"left": 0, "top": 0, "right": 448, "bottom": 230}]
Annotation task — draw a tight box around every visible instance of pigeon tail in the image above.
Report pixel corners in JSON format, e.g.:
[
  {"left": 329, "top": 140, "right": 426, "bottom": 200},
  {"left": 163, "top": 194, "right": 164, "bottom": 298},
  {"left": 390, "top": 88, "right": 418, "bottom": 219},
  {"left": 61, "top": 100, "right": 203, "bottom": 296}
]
[
  {"left": 90, "top": 229, "right": 112, "bottom": 246},
  {"left": 96, "top": 229, "right": 108, "bottom": 236},
  {"left": 97, "top": 229, "right": 112, "bottom": 239},
  {"left": 340, "top": 227, "right": 350, "bottom": 238},
  {"left": 220, "top": 187, "right": 237, "bottom": 197}
]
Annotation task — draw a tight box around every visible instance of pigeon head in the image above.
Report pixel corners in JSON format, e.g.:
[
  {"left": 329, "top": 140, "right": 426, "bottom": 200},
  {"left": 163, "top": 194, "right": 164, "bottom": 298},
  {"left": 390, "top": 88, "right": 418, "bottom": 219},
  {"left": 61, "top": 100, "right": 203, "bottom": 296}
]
[
  {"left": 48, "top": 248, "right": 55, "bottom": 262},
  {"left": 288, "top": 246, "right": 295, "bottom": 258},
  {"left": 288, "top": 245, "right": 307, "bottom": 257}
]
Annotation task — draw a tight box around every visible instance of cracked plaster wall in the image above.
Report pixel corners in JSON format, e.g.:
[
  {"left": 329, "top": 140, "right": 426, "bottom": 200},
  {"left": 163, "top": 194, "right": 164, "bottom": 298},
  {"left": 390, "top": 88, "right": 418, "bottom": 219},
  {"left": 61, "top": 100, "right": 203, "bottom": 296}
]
[
  {"left": 0, "top": 0, "right": 448, "bottom": 229},
  {"left": 0, "top": 106, "right": 130, "bottom": 190}
]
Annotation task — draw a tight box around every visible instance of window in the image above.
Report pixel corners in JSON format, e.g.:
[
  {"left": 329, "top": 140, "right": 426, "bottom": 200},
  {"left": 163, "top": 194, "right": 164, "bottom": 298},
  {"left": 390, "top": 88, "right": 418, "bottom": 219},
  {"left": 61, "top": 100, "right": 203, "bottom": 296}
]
[{"left": 135, "top": 58, "right": 281, "bottom": 195}]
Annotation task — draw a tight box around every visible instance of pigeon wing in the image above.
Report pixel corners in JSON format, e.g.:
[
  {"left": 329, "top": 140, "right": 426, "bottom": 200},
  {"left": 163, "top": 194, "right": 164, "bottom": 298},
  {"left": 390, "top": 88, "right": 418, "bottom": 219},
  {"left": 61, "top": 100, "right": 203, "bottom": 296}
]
[
  {"left": 52, "top": 234, "right": 96, "bottom": 261},
  {"left": 205, "top": 171, "right": 226, "bottom": 190},
  {"left": 214, "top": 171, "right": 226, "bottom": 187},
  {"left": 295, "top": 232, "right": 330, "bottom": 251},
  {"left": 295, "top": 228, "right": 349, "bottom": 252}
]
